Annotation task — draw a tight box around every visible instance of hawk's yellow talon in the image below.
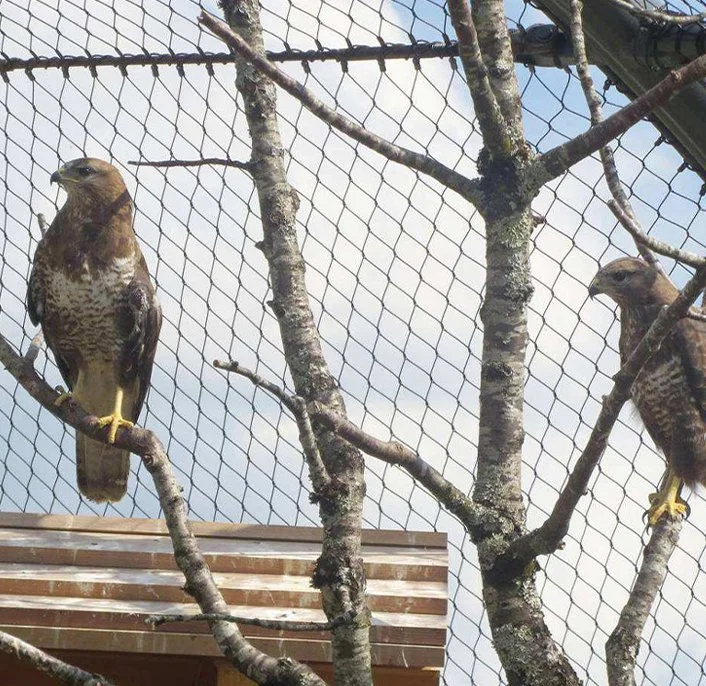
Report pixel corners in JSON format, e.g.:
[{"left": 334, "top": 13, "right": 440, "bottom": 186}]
[
  {"left": 645, "top": 472, "right": 688, "bottom": 527},
  {"left": 96, "top": 414, "right": 133, "bottom": 444},
  {"left": 54, "top": 390, "right": 72, "bottom": 407},
  {"left": 95, "top": 387, "right": 133, "bottom": 443}
]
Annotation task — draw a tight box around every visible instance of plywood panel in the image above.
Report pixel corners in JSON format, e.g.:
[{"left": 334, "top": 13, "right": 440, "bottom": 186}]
[
  {"left": 0, "top": 513, "right": 446, "bottom": 549},
  {"left": 0, "top": 563, "right": 447, "bottom": 614},
  {"left": 0, "top": 528, "right": 446, "bottom": 581}
]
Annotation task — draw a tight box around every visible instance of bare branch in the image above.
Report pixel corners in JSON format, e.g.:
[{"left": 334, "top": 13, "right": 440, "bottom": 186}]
[
  {"left": 0, "top": 629, "right": 113, "bottom": 686},
  {"left": 606, "top": 517, "right": 682, "bottom": 685},
  {"left": 494, "top": 262, "right": 706, "bottom": 579},
  {"left": 146, "top": 611, "right": 353, "bottom": 632},
  {"left": 527, "top": 53, "right": 706, "bottom": 192},
  {"left": 446, "top": 0, "right": 509, "bottom": 156},
  {"left": 309, "top": 402, "right": 494, "bottom": 534},
  {"left": 128, "top": 158, "right": 251, "bottom": 170},
  {"left": 569, "top": 0, "right": 661, "bottom": 269},
  {"left": 36, "top": 213, "right": 49, "bottom": 236},
  {"left": 0, "top": 333, "right": 325, "bottom": 686},
  {"left": 24, "top": 330, "right": 44, "bottom": 365},
  {"left": 214, "top": 360, "right": 331, "bottom": 493},
  {"left": 606, "top": 0, "right": 706, "bottom": 25},
  {"left": 197, "top": 11, "right": 483, "bottom": 206},
  {"left": 608, "top": 200, "right": 706, "bottom": 268}
]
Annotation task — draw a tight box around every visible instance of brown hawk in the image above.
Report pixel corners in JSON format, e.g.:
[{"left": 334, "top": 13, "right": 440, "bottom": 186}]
[
  {"left": 589, "top": 257, "right": 706, "bottom": 525},
  {"left": 27, "top": 158, "right": 161, "bottom": 502}
]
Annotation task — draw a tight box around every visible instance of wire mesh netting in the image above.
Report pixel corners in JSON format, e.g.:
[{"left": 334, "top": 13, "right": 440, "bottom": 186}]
[{"left": 2, "top": 0, "right": 706, "bottom": 684}]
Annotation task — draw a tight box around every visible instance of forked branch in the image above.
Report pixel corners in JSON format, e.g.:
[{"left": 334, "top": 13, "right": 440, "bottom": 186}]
[{"left": 197, "top": 11, "right": 483, "bottom": 206}]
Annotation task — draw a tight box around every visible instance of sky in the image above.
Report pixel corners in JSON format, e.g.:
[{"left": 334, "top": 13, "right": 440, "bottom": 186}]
[{"left": 1, "top": 1, "right": 706, "bottom": 684}]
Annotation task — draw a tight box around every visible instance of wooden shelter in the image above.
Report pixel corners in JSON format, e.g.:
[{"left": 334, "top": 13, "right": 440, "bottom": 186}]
[{"left": 0, "top": 513, "right": 448, "bottom": 684}]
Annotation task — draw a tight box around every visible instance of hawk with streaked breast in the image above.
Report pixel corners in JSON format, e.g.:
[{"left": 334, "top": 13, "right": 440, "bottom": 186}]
[
  {"left": 589, "top": 257, "right": 706, "bottom": 525},
  {"left": 27, "top": 158, "right": 161, "bottom": 502}
]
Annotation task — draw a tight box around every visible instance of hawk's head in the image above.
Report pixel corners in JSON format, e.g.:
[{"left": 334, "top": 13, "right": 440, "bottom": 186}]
[
  {"left": 51, "top": 158, "right": 127, "bottom": 204},
  {"left": 588, "top": 257, "right": 677, "bottom": 307}
]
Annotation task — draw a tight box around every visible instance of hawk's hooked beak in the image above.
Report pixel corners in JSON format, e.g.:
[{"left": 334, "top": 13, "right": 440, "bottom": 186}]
[
  {"left": 588, "top": 278, "right": 601, "bottom": 299},
  {"left": 50, "top": 170, "right": 61, "bottom": 185}
]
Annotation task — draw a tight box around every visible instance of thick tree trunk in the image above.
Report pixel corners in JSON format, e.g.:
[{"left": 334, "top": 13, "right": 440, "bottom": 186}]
[{"left": 219, "top": 2, "right": 373, "bottom": 684}]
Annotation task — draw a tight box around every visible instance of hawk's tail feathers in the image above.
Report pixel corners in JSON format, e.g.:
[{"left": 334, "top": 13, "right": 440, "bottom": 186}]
[{"left": 76, "top": 434, "right": 130, "bottom": 503}]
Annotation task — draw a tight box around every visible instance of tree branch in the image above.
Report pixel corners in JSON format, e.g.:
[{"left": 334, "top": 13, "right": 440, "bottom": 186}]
[
  {"left": 146, "top": 611, "right": 352, "bottom": 632},
  {"left": 0, "top": 333, "right": 325, "bottom": 686},
  {"left": 214, "top": 360, "right": 331, "bottom": 493},
  {"left": 216, "top": 2, "right": 372, "bottom": 683},
  {"left": 494, "top": 262, "right": 706, "bottom": 578},
  {"left": 526, "top": 53, "right": 706, "bottom": 192},
  {"left": 0, "top": 630, "right": 114, "bottom": 686},
  {"left": 569, "top": 0, "right": 661, "bottom": 270},
  {"left": 608, "top": 200, "right": 706, "bottom": 268},
  {"left": 197, "top": 11, "right": 482, "bottom": 206},
  {"left": 605, "top": 517, "right": 682, "bottom": 685},
  {"left": 128, "top": 158, "right": 251, "bottom": 169},
  {"left": 445, "top": 0, "right": 509, "bottom": 156}
]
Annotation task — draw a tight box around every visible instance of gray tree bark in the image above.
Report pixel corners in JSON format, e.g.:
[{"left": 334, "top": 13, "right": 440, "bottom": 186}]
[{"left": 219, "top": 2, "right": 373, "bottom": 684}]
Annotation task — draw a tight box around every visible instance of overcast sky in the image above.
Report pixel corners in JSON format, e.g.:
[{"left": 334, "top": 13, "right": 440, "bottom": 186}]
[{"left": 1, "top": 1, "right": 706, "bottom": 684}]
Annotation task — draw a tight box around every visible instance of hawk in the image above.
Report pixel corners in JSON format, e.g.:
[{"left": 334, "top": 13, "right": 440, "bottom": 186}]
[
  {"left": 27, "top": 158, "right": 161, "bottom": 502},
  {"left": 589, "top": 257, "right": 706, "bottom": 525}
]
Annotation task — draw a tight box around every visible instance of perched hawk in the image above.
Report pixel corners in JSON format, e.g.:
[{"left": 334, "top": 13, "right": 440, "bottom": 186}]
[
  {"left": 589, "top": 257, "right": 706, "bottom": 525},
  {"left": 27, "top": 158, "right": 161, "bottom": 502}
]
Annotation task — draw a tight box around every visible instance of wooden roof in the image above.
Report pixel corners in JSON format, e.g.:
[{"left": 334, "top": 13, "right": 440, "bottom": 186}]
[{"left": 0, "top": 513, "right": 448, "bottom": 670}]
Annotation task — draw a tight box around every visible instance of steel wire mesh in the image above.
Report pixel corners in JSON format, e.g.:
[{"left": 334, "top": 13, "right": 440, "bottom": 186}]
[{"left": 2, "top": 0, "right": 706, "bottom": 684}]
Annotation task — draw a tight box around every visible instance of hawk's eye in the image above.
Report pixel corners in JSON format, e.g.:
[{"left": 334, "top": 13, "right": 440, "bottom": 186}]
[
  {"left": 612, "top": 270, "right": 629, "bottom": 282},
  {"left": 76, "top": 166, "right": 93, "bottom": 177}
]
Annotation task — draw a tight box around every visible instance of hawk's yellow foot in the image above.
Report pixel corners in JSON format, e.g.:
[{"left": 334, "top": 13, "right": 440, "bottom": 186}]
[
  {"left": 95, "top": 387, "right": 133, "bottom": 443},
  {"left": 645, "top": 472, "right": 689, "bottom": 526},
  {"left": 54, "top": 386, "right": 72, "bottom": 407}
]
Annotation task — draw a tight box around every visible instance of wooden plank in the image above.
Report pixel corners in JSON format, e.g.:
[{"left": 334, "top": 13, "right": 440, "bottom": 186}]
[
  {"left": 0, "top": 595, "right": 447, "bottom": 647},
  {"left": 2, "top": 625, "right": 446, "bottom": 668},
  {"left": 0, "top": 528, "right": 447, "bottom": 582},
  {"left": 0, "top": 563, "right": 447, "bottom": 616},
  {"left": 0, "top": 513, "right": 447, "bottom": 549}
]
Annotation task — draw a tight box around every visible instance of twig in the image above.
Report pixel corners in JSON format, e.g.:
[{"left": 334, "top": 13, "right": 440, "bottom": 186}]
[
  {"left": 146, "top": 611, "right": 352, "bottom": 632},
  {"left": 0, "top": 334, "right": 325, "bottom": 686},
  {"left": 24, "top": 331, "right": 44, "bottom": 365},
  {"left": 445, "top": 0, "right": 509, "bottom": 157},
  {"left": 569, "top": 0, "right": 662, "bottom": 271},
  {"left": 527, "top": 53, "right": 706, "bottom": 193},
  {"left": 606, "top": 0, "right": 706, "bottom": 25},
  {"left": 197, "top": 11, "right": 483, "bottom": 206},
  {"left": 0, "top": 629, "right": 113, "bottom": 686},
  {"left": 493, "top": 261, "right": 706, "bottom": 579},
  {"left": 605, "top": 516, "right": 682, "bottom": 685},
  {"left": 128, "top": 158, "right": 251, "bottom": 170},
  {"left": 36, "top": 213, "right": 49, "bottom": 236},
  {"left": 608, "top": 200, "right": 706, "bottom": 268},
  {"left": 214, "top": 360, "right": 331, "bottom": 493}
]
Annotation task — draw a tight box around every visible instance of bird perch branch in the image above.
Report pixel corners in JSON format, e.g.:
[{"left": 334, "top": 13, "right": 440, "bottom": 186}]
[
  {"left": 0, "top": 332, "right": 325, "bottom": 686},
  {"left": 606, "top": 516, "right": 683, "bottom": 685},
  {"left": 0, "top": 630, "right": 114, "bottom": 686},
  {"left": 493, "top": 261, "right": 706, "bottom": 579}
]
